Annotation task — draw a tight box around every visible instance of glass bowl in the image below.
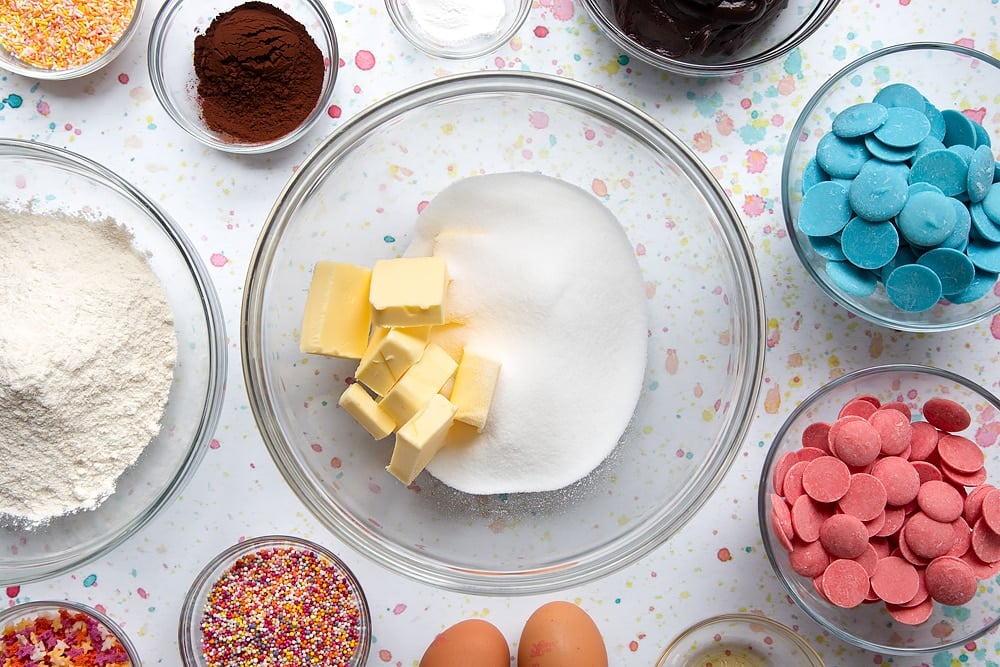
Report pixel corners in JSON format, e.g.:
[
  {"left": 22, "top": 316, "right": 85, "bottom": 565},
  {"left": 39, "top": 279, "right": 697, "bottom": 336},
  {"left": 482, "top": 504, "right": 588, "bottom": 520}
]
[
  {"left": 759, "top": 364, "right": 1000, "bottom": 655},
  {"left": 241, "top": 71, "right": 766, "bottom": 594},
  {"left": 178, "top": 535, "right": 371, "bottom": 667},
  {"left": 782, "top": 43, "right": 1000, "bottom": 332},
  {"left": 147, "top": 0, "right": 339, "bottom": 154},
  {"left": 0, "top": 139, "right": 226, "bottom": 584},
  {"left": 656, "top": 614, "right": 824, "bottom": 667},
  {"left": 385, "top": 0, "right": 531, "bottom": 59},
  {"left": 0, "top": 600, "right": 142, "bottom": 666},
  {"left": 0, "top": 0, "right": 144, "bottom": 80},
  {"left": 579, "top": 0, "right": 839, "bottom": 77}
]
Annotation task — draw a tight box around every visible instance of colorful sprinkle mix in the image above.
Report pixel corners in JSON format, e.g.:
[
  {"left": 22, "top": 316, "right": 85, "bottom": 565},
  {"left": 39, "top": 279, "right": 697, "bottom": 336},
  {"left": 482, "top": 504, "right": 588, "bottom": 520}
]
[
  {"left": 201, "top": 546, "right": 364, "bottom": 667},
  {"left": 0, "top": 0, "right": 137, "bottom": 70},
  {"left": 1, "top": 607, "right": 132, "bottom": 666}
]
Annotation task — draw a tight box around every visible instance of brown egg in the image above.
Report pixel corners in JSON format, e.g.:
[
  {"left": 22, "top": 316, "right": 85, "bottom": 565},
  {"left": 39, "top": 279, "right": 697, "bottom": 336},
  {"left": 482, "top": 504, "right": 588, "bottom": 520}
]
[
  {"left": 419, "top": 618, "right": 510, "bottom": 667},
  {"left": 517, "top": 601, "right": 609, "bottom": 667}
]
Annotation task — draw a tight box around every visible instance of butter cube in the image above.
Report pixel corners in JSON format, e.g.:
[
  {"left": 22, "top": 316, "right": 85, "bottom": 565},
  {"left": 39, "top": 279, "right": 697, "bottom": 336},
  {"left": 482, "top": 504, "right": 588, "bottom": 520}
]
[
  {"left": 449, "top": 349, "right": 501, "bottom": 431},
  {"left": 355, "top": 327, "right": 430, "bottom": 396},
  {"left": 338, "top": 382, "right": 396, "bottom": 440},
  {"left": 369, "top": 257, "right": 448, "bottom": 327},
  {"left": 300, "top": 261, "right": 372, "bottom": 359},
  {"left": 387, "top": 394, "right": 457, "bottom": 485},
  {"left": 379, "top": 343, "right": 457, "bottom": 425}
]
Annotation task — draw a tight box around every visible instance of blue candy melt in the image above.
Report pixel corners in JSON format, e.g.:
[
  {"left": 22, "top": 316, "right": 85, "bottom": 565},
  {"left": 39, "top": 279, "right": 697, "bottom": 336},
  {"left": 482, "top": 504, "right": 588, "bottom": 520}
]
[
  {"left": 826, "top": 260, "right": 878, "bottom": 297},
  {"left": 967, "top": 240, "right": 1000, "bottom": 273},
  {"left": 849, "top": 158, "right": 909, "bottom": 221},
  {"left": 864, "top": 135, "right": 917, "bottom": 163},
  {"left": 873, "top": 83, "right": 926, "bottom": 110},
  {"left": 982, "top": 185, "right": 1000, "bottom": 226},
  {"left": 970, "top": 202, "right": 1000, "bottom": 243},
  {"left": 798, "top": 181, "right": 852, "bottom": 236},
  {"left": 947, "top": 269, "right": 999, "bottom": 304},
  {"left": 802, "top": 157, "right": 829, "bottom": 193},
  {"left": 942, "top": 109, "right": 978, "bottom": 148},
  {"left": 897, "top": 190, "right": 957, "bottom": 247},
  {"left": 885, "top": 263, "right": 943, "bottom": 312},
  {"left": 924, "top": 102, "right": 947, "bottom": 141},
  {"left": 832, "top": 102, "right": 889, "bottom": 138},
  {"left": 872, "top": 106, "right": 931, "bottom": 148},
  {"left": 917, "top": 247, "right": 976, "bottom": 295},
  {"left": 809, "top": 235, "right": 847, "bottom": 261},
  {"left": 909, "top": 149, "right": 970, "bottom": 197},
  {"left": 816, "top": 133, "right": 871, "bottom": 179},
  {"left": 967, "top": 146, "right": 994, "bottom": 203},
  {"left": 942, "top": 197, "right": 972, "bottom": 251},
  {"left": 841, "top": 217, "right": 899, "bottom": 269},
  {"left": 915, "top": 136, "right": 947, "bottom": 161}
]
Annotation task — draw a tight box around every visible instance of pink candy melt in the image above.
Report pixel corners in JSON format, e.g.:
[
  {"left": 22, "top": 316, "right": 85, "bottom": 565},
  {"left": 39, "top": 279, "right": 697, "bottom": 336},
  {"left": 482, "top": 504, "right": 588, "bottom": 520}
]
[{"left": 769, "top": 392, "right": 996, "bottom": 624}]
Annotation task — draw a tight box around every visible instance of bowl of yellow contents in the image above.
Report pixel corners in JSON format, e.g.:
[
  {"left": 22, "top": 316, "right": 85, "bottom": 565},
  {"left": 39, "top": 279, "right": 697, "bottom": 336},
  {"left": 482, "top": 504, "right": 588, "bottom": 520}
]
[{"left": 242, "top": 71, "right": 765, "bottom": 594}]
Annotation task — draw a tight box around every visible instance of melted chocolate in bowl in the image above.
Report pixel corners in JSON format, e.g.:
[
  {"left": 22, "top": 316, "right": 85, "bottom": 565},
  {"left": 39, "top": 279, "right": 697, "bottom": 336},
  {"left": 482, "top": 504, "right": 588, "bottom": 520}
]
[{"left": 611, "top": 0, "right": 789, "bottom": 58}]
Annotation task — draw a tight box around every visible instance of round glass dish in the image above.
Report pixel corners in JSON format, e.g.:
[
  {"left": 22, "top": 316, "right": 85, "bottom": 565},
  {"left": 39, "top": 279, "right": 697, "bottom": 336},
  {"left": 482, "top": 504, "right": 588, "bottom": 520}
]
[
  {"left": 178, "top": 535, "right": 371, "bottom": 667},
  {"left": 385, "top": 0, "right": 531, "bottom": 59},
  {"left": 656, "top": 614, "right": 824, "bottom": 667},
  {"left": 242, "top": 71, "right": 766, "bottom": 594},
  {"left": 0, "top": 0, "right": 144, "bottom": 80},
  {"left": 0, "top": 600, "right": 142, "bottom": 666},
  {"left": 0, "top": 139, "right": 226, "bottom": 585},
  {"left": 147, "top": 0, "right": 339, "bottom": 154},
  {"left": 759, "top": 364, "right": 1000, "bottom": 655},
  {"left": 579, "top": 0, "right": 839, "bottom": 77},
  {"left": 782, "top": 43, "right": 1000, "bottom": 332}
]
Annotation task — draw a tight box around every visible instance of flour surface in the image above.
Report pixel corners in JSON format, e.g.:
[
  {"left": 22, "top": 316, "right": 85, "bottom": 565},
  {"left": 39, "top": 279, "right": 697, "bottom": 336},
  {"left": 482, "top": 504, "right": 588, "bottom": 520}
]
[{"left": 406, "top": 172, "right": 648, "bottom": 494}]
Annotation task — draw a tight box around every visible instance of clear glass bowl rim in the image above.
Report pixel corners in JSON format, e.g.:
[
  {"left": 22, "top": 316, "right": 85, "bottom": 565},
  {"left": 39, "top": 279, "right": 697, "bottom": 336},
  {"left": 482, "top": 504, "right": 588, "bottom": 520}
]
[
  {"left": 757, "top": 362, "right": 1000, "bottom": 655},
  {"left": 0, "top": 138, "right": 227, "bottom": 585},
  {"left": 655, "top": 613, "right": 825, "bottom": 666},
  {"left": 383, "top": 0, "right": 532, "bottom": 60},
  {"left": 177, "top": 534, "right": 372, "bottom": 666},
  {"left": 0, "top": 0, "right": 145, "bottom": 80},
  {"left": 146, "top": 0, "right": 340, "bottom": 154},
  {"left": 241, "top": 69, "right": 767, "bottom": 595},
  {"left": 578, "top": 0, "right": 841, "bottom": 77},
  {"left": 780, "top": 41, "right": 1000, "bottom": 332},
  {"left": 0, "top": 599, "right": 143, "bottom": 665}
]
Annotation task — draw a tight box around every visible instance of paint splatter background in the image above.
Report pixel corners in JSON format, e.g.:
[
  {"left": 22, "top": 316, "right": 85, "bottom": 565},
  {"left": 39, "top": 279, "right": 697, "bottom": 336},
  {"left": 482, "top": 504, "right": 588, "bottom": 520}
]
[{"left": 2, "top": 1, "right": 1000, "bottom": 665}]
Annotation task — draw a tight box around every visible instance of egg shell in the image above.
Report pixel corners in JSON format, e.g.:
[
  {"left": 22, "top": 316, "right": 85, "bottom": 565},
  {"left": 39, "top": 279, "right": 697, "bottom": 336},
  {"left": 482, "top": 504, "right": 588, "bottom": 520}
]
[
  {"left": 517, "top": 601, "right": 609, "bottom": 667},
  {"left": 419, "top": 618, "right": 510, "bottom": 667}
]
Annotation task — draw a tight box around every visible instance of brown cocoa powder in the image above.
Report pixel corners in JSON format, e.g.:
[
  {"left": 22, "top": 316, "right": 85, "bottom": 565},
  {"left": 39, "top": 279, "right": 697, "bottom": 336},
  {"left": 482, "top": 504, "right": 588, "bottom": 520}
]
[{"left": 193, "top": 1, "right": 326, "bottom": 144}]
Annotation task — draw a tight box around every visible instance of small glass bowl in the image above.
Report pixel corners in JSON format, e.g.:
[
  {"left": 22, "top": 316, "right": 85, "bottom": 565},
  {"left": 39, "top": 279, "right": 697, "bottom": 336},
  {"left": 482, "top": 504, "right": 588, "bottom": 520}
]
[
  {"left": 385, "top": 0, "right": 531, "bottom": 59},
  {"left": 147, "top": 0, "right": 339, "bottom": 154},
  {"left": 656, "top": 614, "right": 824, "bottom": 666},
  {"left": 179, "top": 535, "right": 371, "bottom": 667},
  {"left": 0, "top": 139, "right": 226, "bottom": 585},
  {"left": 0, "top": 0, "right": 144, "bottom": 80},
  {"left": 782, "top": 43, "right": 1000, "bottom": 331},
  {"left": 0, "top": 600, "right": 142, "bottom": 666},
  {"left": 759, "top": 364, "right": 1000, "bottom": 655},
  {"left": 579, "top": 0, "right": 839, "bottom": 77}
]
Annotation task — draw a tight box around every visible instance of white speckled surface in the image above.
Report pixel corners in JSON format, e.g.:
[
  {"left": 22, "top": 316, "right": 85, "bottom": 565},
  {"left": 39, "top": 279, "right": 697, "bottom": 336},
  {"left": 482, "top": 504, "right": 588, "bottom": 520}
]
[{"left": 2, "top": 1, "right": 999, "bottom": 665}]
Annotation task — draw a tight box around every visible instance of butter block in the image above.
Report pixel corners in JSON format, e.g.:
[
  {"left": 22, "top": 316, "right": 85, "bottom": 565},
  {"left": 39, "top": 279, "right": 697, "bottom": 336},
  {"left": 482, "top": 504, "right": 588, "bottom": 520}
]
[
  {"left": 300, "top": 261, "right": 372, "bottom": 359},
  {"left": 369, "top": 256, "right": 448, "bottom": 327},
  {"left": 387, "top": 394, "right": 457, "bottom": 485},
  {"left": 355, "top": 326, "right": 430, "bottom": 396},
  {"left": 449, "top": 349, "right": 501, "bottom": 431},
  {"left": 379, "top": 343, "right": 458, "bottom": 425},
  {"left": 338, "top": 382, "right": 396, "bottom": 440}
]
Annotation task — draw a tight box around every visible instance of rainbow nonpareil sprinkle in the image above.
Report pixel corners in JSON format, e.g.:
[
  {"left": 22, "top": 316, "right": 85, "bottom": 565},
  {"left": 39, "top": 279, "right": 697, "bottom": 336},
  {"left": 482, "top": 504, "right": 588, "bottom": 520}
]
[
  {"left": 200, "top": 546, "right": 364, "bottom": 667},
  {"left": 0, "top": 0, "right": 137, "bottom": 70},
  {"left": 0, "top": 607, "right": 132, "bottom": 666}
]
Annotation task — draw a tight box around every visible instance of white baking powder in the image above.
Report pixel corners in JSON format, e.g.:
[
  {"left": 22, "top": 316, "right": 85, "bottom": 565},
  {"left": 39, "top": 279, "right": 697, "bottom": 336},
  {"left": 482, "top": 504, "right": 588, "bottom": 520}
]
[
  {"left": 0, "top": 207, "right": 177, "bottom": 524},
  {"left": 406, "top": 173, "right": 648, "bottom": 494},
  {"left": 405, "top": 0, "right": 507, "bottom": 43}
]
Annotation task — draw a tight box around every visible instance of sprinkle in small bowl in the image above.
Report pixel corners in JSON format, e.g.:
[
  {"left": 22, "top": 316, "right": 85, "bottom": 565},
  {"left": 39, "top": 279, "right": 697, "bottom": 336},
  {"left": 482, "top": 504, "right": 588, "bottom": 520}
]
[
  {"left": 0, "top": 600, "right": 141, "bottom": 666},
  {"left": 179, "top": 535, "right": 372, "bottom": 667},
  {"left": 0, "top": 0, "right": 145, "bottom": 80}
]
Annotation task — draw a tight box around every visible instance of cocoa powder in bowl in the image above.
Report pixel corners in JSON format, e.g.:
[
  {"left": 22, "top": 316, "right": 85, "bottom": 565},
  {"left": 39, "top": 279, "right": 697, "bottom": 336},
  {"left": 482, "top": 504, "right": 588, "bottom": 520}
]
[{"left": 193, "top": 1, "right": 326, "bottom": 144}]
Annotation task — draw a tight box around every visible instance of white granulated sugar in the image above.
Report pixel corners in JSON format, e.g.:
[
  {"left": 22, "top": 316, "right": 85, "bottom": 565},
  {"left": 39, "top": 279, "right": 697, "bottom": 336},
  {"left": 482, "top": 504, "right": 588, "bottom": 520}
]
[
  {"left": 0, "top": 208, "right": 176, "bottom": 524},
  {"left": 405, "top": 0, "right": 506, "bottom": 43},
  {"left": 406, "top": 172, "right": 648, "bottom": 494}
]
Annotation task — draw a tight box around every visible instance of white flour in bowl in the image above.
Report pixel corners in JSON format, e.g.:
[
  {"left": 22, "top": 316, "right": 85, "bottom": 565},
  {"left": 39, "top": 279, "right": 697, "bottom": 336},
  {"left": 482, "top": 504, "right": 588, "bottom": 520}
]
[{"left": 0, "top": 207, "right": 177, "bottom": 524}]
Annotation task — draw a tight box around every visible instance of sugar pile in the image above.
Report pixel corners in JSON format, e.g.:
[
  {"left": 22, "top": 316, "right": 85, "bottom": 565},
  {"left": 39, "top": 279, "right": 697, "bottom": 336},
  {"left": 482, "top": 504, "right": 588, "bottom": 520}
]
[{"left": 406, "top": 172, "right": 648, "bottom": 494}]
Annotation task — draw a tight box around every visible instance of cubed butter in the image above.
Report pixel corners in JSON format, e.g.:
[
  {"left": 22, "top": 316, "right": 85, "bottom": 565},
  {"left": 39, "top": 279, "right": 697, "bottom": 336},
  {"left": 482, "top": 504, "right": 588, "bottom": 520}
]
[
  {"left": 379, "top": 343, "right": 458, "bottom": 425},
  {"left": 338, "top": 382, "right": 396, "bottom": 440},
  {"left": 355, "top": 326, "right": 430, "bottom": 396},
  {"left": 387, "top": 394, "right": 457, "bottom": 485},
  {"left": 369, "top": 256, "right": 448, "bottom": 327},
  {"left": 449, "top": 349, "right": 501, "bottom": 431},
  {"left": 300, "top": 261, "right": 372, "bottom": 359}
]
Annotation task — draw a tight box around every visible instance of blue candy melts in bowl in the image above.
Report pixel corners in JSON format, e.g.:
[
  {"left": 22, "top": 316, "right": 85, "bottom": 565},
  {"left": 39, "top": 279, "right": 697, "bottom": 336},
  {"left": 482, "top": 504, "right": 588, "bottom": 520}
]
[{"left": 782, "top": 43, "right": 1000, "bottom": 331}]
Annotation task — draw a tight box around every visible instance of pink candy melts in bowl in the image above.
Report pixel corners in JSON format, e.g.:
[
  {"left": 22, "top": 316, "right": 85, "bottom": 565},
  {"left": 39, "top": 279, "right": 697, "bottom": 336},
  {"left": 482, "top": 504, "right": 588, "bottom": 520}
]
[{"left": 759, "top": 364, "right": 1000, "bottom": 655}]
